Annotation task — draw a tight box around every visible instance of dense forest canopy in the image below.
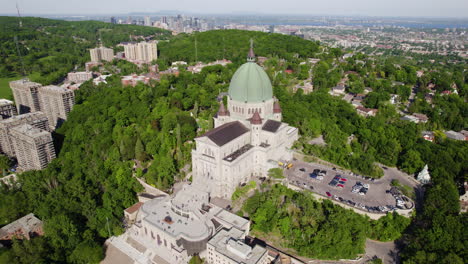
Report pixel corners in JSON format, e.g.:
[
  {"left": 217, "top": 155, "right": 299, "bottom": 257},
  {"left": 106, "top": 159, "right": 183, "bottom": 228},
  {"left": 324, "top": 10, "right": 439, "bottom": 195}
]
[
  {"left": 157, "top": 29, "right": 320, "bottom": 66},
  {"left": 0, "top": 16, "right": 171, "bottom": 84},
  {"left": 0, "top": 17, "right": 466, "bottom": 264}
]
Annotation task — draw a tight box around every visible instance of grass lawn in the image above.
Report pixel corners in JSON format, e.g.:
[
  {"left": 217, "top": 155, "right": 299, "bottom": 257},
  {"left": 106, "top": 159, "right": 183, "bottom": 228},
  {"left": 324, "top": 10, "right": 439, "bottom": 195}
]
[{"left": 0, "top": 77, "right": 19, "bottom": 99}]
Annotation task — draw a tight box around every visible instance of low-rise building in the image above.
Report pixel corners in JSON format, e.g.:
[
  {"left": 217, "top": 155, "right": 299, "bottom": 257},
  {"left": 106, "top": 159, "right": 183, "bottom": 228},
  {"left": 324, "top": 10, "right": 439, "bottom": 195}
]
[
  {"left": 421, "top": 131, "right": 435, "bottom": 142},
  {"left": 187, "top": 59, "right": 232, "bottom": 73},
  {"left": 401, "top": 113, "right": 428, "bottom": 124},
  {"left": 207, "top": 227, "right": 269, "bottom": 264},
  {"left": 330, "top": 84, "right": 345, "bottom": 95},
  {"left": 108, "top": 184, "right": 253, "bottom": 264},
  {"left": 93, "top": 74, "right": 112, "bottom": 86},
  {"left": 0, "top": 213, "right": 43, "bottom": 243},
  {"left": 293, "top": 81, "right": 313, "bottom": 94},
  {"left": 445, "top": 130, "right": 466, "bottom": 141},
  {"left": 356, "top": 106, "right": 378, "bottom": 117},
  {"left": 67, "top": 71, "right": 93, "bottom": 83}
]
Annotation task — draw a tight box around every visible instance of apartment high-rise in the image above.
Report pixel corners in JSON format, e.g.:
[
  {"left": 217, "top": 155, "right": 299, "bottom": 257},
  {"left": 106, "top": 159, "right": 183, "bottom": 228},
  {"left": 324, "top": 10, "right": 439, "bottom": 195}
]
[
  {"left": 0, "top": 99, "right": 17, "bottom": 120},
  {"left": 89, "top": 47, "right": 115, "bottom": 62},
  {"left": 10, "top": 124, "right": 55, "bottom": 172},
  {"left": 123, "top": 41, "right": 158, "bottom": 63},
  {"left": 9, "top": 79, "right": 42, "bottom": 114},
  {"left": 39, "top": 86, "right": 75, "bottom": 130},
  {"left": 0, "top": 112, "right": 49, "bottom": 157},
  {"left": 144, "top": 16, "right": 151, "bottom": 26}
]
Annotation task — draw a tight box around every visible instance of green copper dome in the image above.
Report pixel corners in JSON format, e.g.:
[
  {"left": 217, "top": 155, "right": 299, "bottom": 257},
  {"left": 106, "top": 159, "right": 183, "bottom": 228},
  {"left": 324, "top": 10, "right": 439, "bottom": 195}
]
[{"left": 228, "top": 62, "right": 273, "bottom": 103}]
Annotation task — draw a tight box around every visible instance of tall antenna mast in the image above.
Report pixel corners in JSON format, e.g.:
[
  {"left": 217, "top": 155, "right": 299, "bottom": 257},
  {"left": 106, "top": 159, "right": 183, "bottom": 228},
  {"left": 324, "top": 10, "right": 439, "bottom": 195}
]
[
  {"left": 194, "top": 37, "right": 198, "bottom": 62},
  {"left": 14, "top": 36, "right": 26, "bottom": 77},
  {"left": 99, "top": 29, "right": 103, "bottom": 47},
  {"left": 16, "top": 3, "right": 23, "bottom": 28}
]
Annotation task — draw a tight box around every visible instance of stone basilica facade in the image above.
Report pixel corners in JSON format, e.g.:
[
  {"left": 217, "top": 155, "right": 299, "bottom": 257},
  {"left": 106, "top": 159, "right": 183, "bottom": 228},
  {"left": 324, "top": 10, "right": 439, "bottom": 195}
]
[{"left": 192, "top": 47, "right": 299, "bottom": 199}]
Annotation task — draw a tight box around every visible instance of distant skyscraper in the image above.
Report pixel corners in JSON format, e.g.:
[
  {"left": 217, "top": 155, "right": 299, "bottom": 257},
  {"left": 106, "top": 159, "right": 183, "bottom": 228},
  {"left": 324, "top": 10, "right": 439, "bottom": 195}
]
[
  {"left": 39, "top": 86, "right": 75, "bottom": 130},
  {"left": 0, "top": 99, "right": 17, "bottom": 120},
  {"left": 9, "top": 79, "right": 42, "bottom": 114},
  {"left": 10, "top": 124, "right": 55, "bottom": 172},
  {"left": 110, "top": 17, "right": 117, "bottom": 24},
  {"left": 89, "top": 47, "right": 114, "bottom": 62},
  {"left": 161, "top": 16, "right": 167, "bottom": 24},
  {"left": 0, "top": 112, "right": 49, "bottom": 157},
  {"left": 144, "top": 16, "right": 151, "bottom": 26},
  {"left": 123, "top": 41, "right": 158, "bottom": 63}
]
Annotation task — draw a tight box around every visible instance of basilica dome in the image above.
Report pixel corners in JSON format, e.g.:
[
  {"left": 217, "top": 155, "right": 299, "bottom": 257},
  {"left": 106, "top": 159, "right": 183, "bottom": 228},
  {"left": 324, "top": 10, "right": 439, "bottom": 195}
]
[{"left": 228, "top": 62, "right": 273, "bottom": 103}]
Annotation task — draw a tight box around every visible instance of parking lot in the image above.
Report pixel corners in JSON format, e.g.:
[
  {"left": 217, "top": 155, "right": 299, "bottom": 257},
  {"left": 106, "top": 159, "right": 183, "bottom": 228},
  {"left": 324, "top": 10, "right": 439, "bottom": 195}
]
[{"left": 284, "top": 160, "right": 414, "bottom": 214}]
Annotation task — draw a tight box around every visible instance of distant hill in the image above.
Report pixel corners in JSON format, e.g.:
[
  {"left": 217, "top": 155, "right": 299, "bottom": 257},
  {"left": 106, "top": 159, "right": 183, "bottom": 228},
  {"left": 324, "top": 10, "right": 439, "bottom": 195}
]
[
  {"left": 158, "top": 29, "right": 320, "bottom": 65},
  {"left": 0, "top": 16, "right": 171, "bottom": 84}
]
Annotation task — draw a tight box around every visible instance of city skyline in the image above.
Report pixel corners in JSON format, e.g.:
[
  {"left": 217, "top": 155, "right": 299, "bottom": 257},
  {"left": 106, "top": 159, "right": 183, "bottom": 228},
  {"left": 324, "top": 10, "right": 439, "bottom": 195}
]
[{"left": 2, "top": 0, "right": 468, "bottom": 18}]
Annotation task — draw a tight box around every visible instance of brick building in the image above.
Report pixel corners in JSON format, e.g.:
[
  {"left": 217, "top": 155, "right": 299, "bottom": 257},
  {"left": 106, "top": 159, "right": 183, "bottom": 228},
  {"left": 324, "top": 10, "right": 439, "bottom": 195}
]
[{"left": 0, "top": 213, "right": 44, "bottom": 244}]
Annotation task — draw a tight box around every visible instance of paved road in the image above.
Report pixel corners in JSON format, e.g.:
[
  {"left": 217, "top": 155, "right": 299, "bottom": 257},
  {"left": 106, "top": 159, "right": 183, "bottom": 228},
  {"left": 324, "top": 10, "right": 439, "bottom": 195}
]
[
  {"left": 285, "top": 160, "right": 416, "bottom": 214},
  {"left": 365, "top": 239, "right": 400, "bottom": 264}
]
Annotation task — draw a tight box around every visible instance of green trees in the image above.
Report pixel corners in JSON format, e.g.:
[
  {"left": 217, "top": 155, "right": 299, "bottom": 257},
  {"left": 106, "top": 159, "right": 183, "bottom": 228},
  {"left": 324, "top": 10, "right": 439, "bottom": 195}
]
[
  {"left": 243, "top": 185, "right": 410, "bottom": 260},
  {"left": 158, "top": 30, "right": 320, "bottom": 66},
  {"left": 0, "top": 154, "right": 11, "bottom": 176},
  {"left": 0, "top": 17, "right": 171, "bottom": 83}
]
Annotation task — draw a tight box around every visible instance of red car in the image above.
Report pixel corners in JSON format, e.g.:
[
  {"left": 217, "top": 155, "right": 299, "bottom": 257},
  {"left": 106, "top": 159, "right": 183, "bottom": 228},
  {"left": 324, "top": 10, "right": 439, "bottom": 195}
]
[
  {"left": 337, "top": 184, "right": 345, "bottom": 188},
  {"left": 326, "top": 192, "right": 332, "bottom": 197},
  {"left": 340, "top": 178, "right": 347, "bottom": 182}
]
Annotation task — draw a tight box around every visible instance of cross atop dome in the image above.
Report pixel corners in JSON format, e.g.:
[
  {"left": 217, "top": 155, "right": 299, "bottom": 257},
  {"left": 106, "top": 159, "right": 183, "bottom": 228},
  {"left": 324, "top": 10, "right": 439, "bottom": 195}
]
[{"left": 247, "top": 39, "right": 255, "bottom": 62}]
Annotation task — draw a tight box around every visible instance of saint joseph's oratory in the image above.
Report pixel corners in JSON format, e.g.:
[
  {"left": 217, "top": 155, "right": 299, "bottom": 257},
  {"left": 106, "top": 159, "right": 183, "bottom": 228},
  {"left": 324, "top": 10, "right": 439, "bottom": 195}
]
[{"left": 191, "top": 45, "right": 299, "bottom": 199}]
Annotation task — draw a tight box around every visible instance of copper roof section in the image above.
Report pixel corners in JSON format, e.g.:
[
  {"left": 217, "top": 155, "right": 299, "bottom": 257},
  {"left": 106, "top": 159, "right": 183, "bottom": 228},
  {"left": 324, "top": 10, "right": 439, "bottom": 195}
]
[
  {"left": 273, "top": 101, "right": 282, "bottom": 113},
  {"left": 217, "top": 103, "right": 230, "bottom": 116},
  {"left": 250, "top": 111, "right": 262, "bottom": 125},
  {"left": 200, "top": 121, "right": 249, "bottom": 146},
  {"left": 125, "top": 202, "right": 143, "bottom": 214},
  {"left": 262, "top": 120, "right": 281, "bottom": 133}
]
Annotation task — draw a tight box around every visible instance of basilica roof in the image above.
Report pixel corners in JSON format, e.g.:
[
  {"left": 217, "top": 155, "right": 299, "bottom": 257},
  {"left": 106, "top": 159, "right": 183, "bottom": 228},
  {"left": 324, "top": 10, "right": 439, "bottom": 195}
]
[
  {"left": 201, "top": 121, "right": 249, "bottom": 146},
  {"left": 262, "top": 120, "right": 282, "bottom": 133},
  {"left": 228, "top": 62, "right": 273, "bottom": 103}
]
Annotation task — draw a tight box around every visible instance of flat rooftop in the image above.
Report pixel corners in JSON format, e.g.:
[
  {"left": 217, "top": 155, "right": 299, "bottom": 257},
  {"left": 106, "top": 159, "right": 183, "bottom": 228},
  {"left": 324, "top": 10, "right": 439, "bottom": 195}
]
[
  {"left": 41, "top": 85, "right": 72, "bottom": 93},
  {"left": 0, "top": 112, "right": 46, "bottom": 126},
  {"left": 11, "top": 124, "right": 49, "bottom": 138},
  {"left": 140, "top": 185, "right": 214, "bottom": 241},
  {"left": 214, "top": 209, "right": 249, "bottom": 231},
  {"left": 208, "top": 228, "right": 267, "bottom": 264},
  {"left": 223, "top": 144, "right": 253, "bottom": 162},
  {"left": 0, "top": 213, "right": 42, "bottom": 238},
  {"left": 0, "top": 99, "right": 14, "bottom": 106}
]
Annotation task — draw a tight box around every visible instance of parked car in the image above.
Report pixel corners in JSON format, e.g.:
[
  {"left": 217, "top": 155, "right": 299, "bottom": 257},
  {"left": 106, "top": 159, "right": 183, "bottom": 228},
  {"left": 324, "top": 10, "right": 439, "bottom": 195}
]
[
  {"left": 299, "top": 168, "right": 306, "bottom": 172},
  {"left": 337, "top": 184, "right": 345, "bottom": 188},
  {"left": 339, "top": 180, "right": 346, "bottom": 185},
  {"left": 340, "top": 178, "right": 347, "bottom": 182},
  {"left": 326, "top": 192, "right": 332, "bottom": 197}
]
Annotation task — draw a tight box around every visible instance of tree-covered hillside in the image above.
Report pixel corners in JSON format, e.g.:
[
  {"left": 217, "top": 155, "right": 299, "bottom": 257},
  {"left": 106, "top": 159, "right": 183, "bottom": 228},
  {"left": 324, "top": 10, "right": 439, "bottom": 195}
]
[
  {"left": 157, "top": 29, "right": 320, "bottom": 66},
  {"left": 0, "top": 16, "right": 171, "bottom": 84}
]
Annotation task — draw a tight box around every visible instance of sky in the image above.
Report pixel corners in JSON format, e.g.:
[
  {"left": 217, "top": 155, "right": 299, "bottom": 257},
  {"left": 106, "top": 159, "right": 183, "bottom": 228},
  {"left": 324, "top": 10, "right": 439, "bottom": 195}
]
[{"left": 1, "top": 0, "right": 468, "bottom": 18}]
